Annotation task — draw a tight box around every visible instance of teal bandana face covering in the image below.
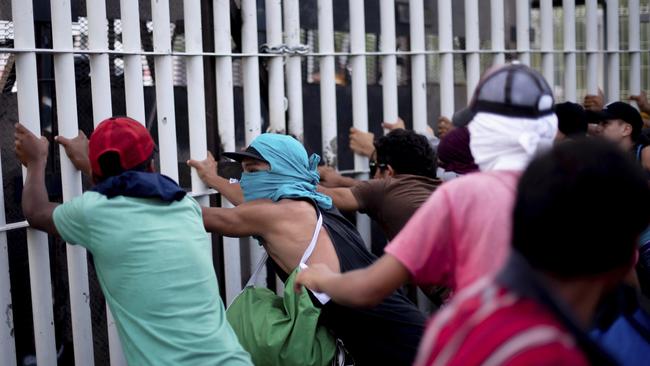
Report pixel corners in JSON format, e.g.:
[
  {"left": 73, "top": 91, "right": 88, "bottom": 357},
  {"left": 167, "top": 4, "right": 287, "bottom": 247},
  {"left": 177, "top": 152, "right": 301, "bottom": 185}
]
[{"left": 238, "top": 134, "right": 332, "bottom": 209}]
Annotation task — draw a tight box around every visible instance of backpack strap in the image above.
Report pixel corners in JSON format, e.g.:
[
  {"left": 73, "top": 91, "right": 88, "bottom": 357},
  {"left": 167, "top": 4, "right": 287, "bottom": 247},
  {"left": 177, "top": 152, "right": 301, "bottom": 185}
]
[
  {"left": 245, "top": 252, "right": 269, "bottom": 288},
  {"left": 300, "top": 210, "right": 323, "bottom": 265},
  {"left": 299, "top": 209, "right": 331, "bottom": 304}
]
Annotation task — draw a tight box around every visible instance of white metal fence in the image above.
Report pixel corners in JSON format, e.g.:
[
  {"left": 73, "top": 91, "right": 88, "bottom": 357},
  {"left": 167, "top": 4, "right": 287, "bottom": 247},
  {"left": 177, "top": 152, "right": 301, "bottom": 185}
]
[{"left": 0, "top": 0, "right": 649, "bottom": 365}]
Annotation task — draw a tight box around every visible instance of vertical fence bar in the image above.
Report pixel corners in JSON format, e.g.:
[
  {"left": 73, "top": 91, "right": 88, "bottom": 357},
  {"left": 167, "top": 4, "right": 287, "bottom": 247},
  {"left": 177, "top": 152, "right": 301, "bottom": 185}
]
[
  {"left": 439, "top": 0, "right": 455, "bottom": 117},
  {"left": 50, "top": 0, "right": 94, "bottom": 364},
  {"left": 606, "top": 0, "right": 619, "bottom": 103},
  {"left": 410, "top": 0, "right": 428, "bottom": 134},
  {"left": 11, "top": 0, "right": 57, "bottom": 363},
  {"left": 241, "top": 0, "right": 266, "bottom": 286},
  {"left": 265, "top": 0, "right": 286, "bottom": 134},
  {"left": 214, "top": 0, "right": 242, "bottom": 305},
  {"left": 349, "top": 0, "right": 371, "bottom": 247},
  {"left": 465, "top": 0, "right": 480, "bottom": 99},
  {"left": 318, "top": 0, "right": 338, "bottom": 166},
  {"left": 120, "top": 0, "right": 146, "bottom": 123},
  {"left": 241, "top": 0, "right": 263, "bottom": 144},
  {"left": 540, "top": 0, "right": 554, "bottom": 88},
  {"left": 380, "top": 0, "right": 398, "bottom": 127},
  {"left": 86, "top": 7, "right": 113, "bottom": 363},
  {"left": 586, "top": 0, "right": 599, "bottom": 94},
  {"left": 629, "top": 0, "right": 641, "bottom": 103},
  {"left": 284, "top": 0, "right": 304, "bottom": 141},
  {"left": 88, "top": 0, "right": 112, "bottom": 122},
  {"left": 563, "top": 0, "right": 577, "bottom": 102},
  {"left": 184, "top": 0, "right": 209, "bottom": 207},
  {"left": 0, "top": 156, "right": 16, "bottom": 366},
  {"left": 102, "top": 0, "right": 145, "bottom": 366},
  {"left": 152, "top": 0, "right": 179, "bottom": 181},
  {"left": 516, "top": 0, "right": 531, "bottom": 65},
  {"left": 491, "top": 0, "right": 506, "bottom": 66}
]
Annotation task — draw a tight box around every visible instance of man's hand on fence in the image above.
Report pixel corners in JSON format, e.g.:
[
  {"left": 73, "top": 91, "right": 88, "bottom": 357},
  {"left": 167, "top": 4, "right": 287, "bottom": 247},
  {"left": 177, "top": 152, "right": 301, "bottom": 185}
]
[
  {"left": 318, "top": 165, "right": 342, "bottom": 187},
  {"left": 15, "top": 123, "right": 49, "bottom": 168},
  {"left": 437, "top": 116, "right": 454, "bottom": 138},
  {"left": 630, "top": 91, "right": 650, "bottom": 114},
  {"left": 55, "top": 131, "right": 91, "bottom": 176},
  {"left": 583, "top": 89, "right": 605, "bottom": 112},
  {"left": 187, "top": 151, "right": 219, "bottom": 184},
  {"left": 349, "top": 128, "right": 375, "bottom": 158},
  {"left": 381, "top": 117, "right": 406, "bottom": 131}
]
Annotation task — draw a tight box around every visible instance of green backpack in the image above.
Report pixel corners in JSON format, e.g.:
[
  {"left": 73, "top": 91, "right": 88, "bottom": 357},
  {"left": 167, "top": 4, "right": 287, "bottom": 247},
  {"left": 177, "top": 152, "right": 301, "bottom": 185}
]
[{"left": 226, "top": 213, "right": 345, "bottom": 366}]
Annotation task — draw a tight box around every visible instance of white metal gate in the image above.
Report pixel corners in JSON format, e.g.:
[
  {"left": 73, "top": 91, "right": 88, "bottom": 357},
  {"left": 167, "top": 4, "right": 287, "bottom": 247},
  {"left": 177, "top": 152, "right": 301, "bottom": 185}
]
[{"left": 0, "top": 0, "right": 649, "bottom": 365}]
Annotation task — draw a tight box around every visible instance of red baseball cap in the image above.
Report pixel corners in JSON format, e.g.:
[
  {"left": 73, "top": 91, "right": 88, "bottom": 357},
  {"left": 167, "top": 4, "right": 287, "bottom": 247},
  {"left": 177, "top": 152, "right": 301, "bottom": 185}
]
[{"left": 89, "top": 117, "right": 155, "bottom": 177}]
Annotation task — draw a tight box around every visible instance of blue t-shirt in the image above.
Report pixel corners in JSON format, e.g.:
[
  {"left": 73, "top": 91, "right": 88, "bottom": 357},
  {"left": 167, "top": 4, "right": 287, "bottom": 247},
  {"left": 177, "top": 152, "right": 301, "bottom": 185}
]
[
  {"left": 53, "top": 192, "right": 251, "bottom": 365},
  {"left": 593, "top": 309, "right": 650, "bottom": 366}
]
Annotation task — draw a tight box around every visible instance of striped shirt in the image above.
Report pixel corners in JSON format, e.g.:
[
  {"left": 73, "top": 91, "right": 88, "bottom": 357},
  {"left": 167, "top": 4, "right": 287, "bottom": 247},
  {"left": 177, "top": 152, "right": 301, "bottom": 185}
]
[{"left": 415, "top": 279, "right": 590, "bottom": 366}]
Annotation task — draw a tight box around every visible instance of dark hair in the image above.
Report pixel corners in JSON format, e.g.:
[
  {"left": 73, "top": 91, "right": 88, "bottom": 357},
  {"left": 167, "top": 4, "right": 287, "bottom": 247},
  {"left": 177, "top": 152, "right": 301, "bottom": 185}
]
[
  {"left": 512, "top": 139, "right": 650, "bottom": 278},
  {"left": 374, "top": 129, "right": 437, "bottom": 178},
  {"left": 555, "top": 102, "right": 588, "bottom": 138},
  {"left": 96, "top": 152, "right": 154, "bottom": 181}
]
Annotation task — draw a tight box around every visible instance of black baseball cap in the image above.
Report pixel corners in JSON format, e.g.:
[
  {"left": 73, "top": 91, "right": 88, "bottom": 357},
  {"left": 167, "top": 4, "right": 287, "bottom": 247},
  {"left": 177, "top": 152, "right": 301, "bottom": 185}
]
[
  {"left": 589, "top": 101, "right": 643, "bottom": 140},
  {"left": 452, "top": 64, "right": 555, "bottom": 126},
  {"left": 222, "top": 146, "right": 269, "bottom": 163},
  {"left": 555, "top": 102, "right": 588, "bottom": 138}
]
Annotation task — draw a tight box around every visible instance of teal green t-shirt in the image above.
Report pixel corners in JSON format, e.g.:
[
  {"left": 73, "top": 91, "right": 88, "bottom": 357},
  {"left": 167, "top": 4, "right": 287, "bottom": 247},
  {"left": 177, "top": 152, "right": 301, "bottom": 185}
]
[{"left": 53, "top": 192, "right": 251, "bottom": 366}]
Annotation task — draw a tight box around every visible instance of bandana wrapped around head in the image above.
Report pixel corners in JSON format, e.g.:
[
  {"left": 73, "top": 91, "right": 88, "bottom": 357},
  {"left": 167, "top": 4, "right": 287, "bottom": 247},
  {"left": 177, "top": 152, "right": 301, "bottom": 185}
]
[
  {"left": 437, "top": 127, "right": 479, "bottom": 175},
  {"left": 238, "top": 134, "right": 333, "bottom": 209},
  {"left": 468, "top": 112, "right": 558, "bottom": 172}
]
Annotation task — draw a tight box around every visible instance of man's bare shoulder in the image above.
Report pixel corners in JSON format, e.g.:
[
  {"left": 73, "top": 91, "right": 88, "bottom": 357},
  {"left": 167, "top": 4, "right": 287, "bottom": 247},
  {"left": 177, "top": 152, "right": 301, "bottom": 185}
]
[{"left": 237, "top": 198, "right": 316, "bottom": 217}]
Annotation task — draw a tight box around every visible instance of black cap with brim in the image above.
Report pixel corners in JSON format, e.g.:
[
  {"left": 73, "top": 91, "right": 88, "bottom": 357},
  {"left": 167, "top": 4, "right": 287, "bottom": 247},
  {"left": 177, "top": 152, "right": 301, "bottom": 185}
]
[
  {"left": 588, "top": 102, "right": 643, "bottom": 138},
  {"left": 222, "top": 146, "right": 269, "bottom": 163}
]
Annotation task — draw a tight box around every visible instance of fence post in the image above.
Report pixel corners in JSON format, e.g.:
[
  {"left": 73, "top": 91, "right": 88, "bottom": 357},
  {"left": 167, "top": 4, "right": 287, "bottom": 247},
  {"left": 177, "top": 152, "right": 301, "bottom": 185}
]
[
  {"left": 50, "top": 0, "right": 94, "bottom": 363},
  {"left": 563, "top": 0, "right": 577, "bottom": 102},
  {"left": 152, "top": 0, "right": 180, "bottom": 181},
  {"left": 491, "top": 0, "right": 506, "bottom": 66},
  {"left": 438, "top": 0, "right": 454, "bottom": 118},
  {"left": 265, "top": 0, "right": 286, "bottom": 134},
  {"left": 606, "top": 0, "right": 620, "bottom": 103},
  {"left": 516, "top": 0, "right": 531, "bottom": 65},
  {"left": 284, "top": 0, "right": 304, "bottom": 141},
  {"left": 540, "top": 0, "right": 554, "bottom": 89},
  {"left": 465, "top": 0, "right": 480, "bottom": 99},
  {"left": 11, "top": 0, "right": 57, "bottom": 362}
]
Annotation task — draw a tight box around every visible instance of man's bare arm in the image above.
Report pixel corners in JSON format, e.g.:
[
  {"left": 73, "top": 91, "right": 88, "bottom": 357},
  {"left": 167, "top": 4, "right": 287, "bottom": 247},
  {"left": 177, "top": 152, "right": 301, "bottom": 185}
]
[
  {"left": 202, "top": 200, "right": 278, "bottom": 237},
  {"left": 15, "top": 123, "right": 60, "bottom": 236},
  {"left": 188, "top": 152, "right": 245, "bottom": 205},
  {"left": 294, "top": 254, "right": 411, "bottom": 307},
  {"left": 318, "top": 186, "right": 360, "bottom": 212}
]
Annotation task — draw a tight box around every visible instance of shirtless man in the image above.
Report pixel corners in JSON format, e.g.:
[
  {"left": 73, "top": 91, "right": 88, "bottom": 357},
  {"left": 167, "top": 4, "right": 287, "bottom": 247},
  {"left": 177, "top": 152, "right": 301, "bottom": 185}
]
[{"left": 190, "top": 133, "right": 426, "bottom": 366}]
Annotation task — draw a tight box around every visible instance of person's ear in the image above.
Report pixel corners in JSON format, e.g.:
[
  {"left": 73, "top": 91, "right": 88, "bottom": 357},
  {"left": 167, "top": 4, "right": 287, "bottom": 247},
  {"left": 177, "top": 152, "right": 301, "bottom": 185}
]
[
  {"left": 622, "top": 122, "right": 634, "bottom": 138},
  {"left": 386, "top": 165, "right": 396, "bottom": 177}
]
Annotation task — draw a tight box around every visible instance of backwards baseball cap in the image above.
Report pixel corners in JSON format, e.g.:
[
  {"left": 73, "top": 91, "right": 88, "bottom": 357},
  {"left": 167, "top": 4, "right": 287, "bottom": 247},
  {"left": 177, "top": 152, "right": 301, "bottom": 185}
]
[
  {"left": 222, "top": 146, "right": 270, "bottom": 164},
  {"left": 589, "top": 101, "right": 644, "bottom": 140},
  {"left": 89, "top": 117, "right": 155, "bottom": 177},
  {"left": 454, "top": 64, "right": 555, "bottom": 126}
]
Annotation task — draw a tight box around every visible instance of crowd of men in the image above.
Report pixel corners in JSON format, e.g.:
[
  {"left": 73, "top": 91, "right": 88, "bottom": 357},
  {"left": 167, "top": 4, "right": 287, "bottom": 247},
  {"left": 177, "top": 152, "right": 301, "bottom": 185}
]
[{"left": 13, "top": 63, "right": 650, "bottom": 365}]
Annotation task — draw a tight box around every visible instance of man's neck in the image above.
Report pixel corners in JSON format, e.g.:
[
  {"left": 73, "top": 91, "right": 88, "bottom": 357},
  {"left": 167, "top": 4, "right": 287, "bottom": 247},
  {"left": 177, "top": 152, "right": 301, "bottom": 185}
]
[
  {"left": 542, "top": 275, "right": 606, "bottom": 329},
  {"left": 621, "top": 137, "right": 635, "bottom": 151}
]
